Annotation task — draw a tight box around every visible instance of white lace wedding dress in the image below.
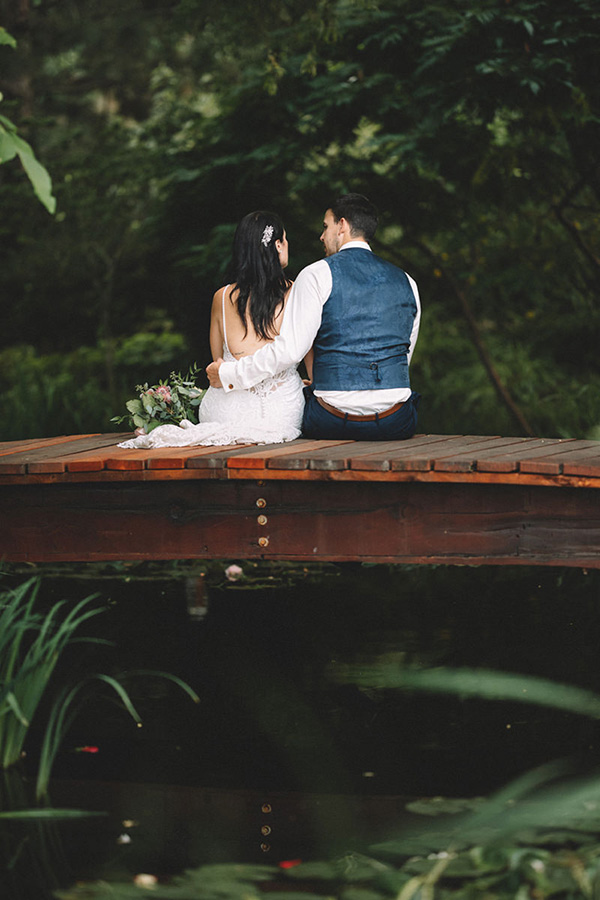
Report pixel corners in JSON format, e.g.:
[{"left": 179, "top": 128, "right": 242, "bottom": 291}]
[{"left": 118, "top": 290, "right": 304, "bottom": 449}]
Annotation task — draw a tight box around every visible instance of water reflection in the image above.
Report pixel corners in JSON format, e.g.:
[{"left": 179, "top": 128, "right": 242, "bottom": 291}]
[
  {"left": 1, "top": 561, "right": 599, "bottom": 893},
  {"left": 49, "top": 779, "right": 417, "bottom": 872}
]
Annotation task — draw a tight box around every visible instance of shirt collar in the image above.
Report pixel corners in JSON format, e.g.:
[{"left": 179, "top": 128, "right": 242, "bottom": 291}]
[{"left": 340, "top": 240, "right": 371, "bottom": 251}]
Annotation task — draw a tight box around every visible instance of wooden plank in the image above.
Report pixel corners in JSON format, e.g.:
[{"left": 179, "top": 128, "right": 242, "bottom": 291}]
[
  {"left": 186, "top": 442, "right": 282, "bottom": 469},
  {"left": 304, "top": 442, "right": 381, "bottom": 472},
  {"left": 0, "top": 466, "right": 225, "bottom": 486},
  {"left": 350, "top": 435, "right": 463, "bottom": 472},
  {"left": 118, "top": 444, "right": 260, "bottom": 469},
  {"left": 110, "top": 443, "right": 252, "bottom": 472},
  {"left": 431, "top": 437, "right": 535, "bottom": 473},
  {"left": 561, "top": 448, "right": 600, "bottom": 478},
  {"left": 69, "top": 449, "right": 146, "bottom": 472},
  {"left": 271, "top": 441, "right": 366, "bottom": 471},
  {"left": 184, "top": 444, "right": 251, "bottom": 467},
  {"left": 227, "top": 440, "right": 354, "bottom": 471},
  {"left": 463, "top": 438, "right": 557, "bottom": 473},
  {"left": 387, "top": 435, "right": 503, "bottom": 472},
  {"left": 324, "top": 440, "right": 402, "bottom": 473},
  {"left": 47, "top": 435, "right": 203, "bottom": 473},
  {"left": 521, "top": 442, "right": 600, "bottom": 476},
  {"left": 474, "top": 439, "right": 577, "bottom": 474},
  {"left": 0, "top": 435, "right": 90, "bottom": 457},
  {"left": 147, "top": 444, "right": 301, "bottom": 472},
  {"left": 0, "top": 435, "right": 127, "bottom": 475},
  {"left": 30, "top": 436, "right": 133, "bottom": 473}
]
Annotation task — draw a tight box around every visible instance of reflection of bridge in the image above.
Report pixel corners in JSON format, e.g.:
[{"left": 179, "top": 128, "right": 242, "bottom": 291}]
[{"left": 2, "top": 433, "right": 600, "bottom": 568}]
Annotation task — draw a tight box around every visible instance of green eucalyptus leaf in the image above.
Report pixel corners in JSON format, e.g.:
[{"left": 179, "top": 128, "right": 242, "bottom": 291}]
[{"left": 141, "top": 393, "right": 155, "bottom": 413}]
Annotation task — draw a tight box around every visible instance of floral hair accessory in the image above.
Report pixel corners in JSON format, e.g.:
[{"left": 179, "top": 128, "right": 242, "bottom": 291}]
[{"left": 261, "top": 224, "right": 274, "bottom": 247}]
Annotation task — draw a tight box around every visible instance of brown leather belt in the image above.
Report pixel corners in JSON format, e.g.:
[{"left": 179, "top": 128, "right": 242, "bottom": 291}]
[{"left": 316, "top": 395, "right": 405, "bottom": 422}]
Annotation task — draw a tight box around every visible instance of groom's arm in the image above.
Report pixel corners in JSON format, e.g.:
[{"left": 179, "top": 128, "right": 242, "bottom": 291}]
[
  {"left": 212, "top": 261, "right": 328, "bottom": 392},
  {"left": 406, "top": 274, "right": 421, "bottom": 364}
]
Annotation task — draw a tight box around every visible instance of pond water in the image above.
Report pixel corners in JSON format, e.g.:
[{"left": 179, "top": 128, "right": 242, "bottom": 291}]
[{"left": 1, "top": 561, "right": 600, "bottom": 896}]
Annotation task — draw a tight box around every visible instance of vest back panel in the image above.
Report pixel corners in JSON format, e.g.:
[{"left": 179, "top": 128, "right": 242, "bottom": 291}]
[{"left": 313, "top": 248, "right": 417, "bottom": 391}]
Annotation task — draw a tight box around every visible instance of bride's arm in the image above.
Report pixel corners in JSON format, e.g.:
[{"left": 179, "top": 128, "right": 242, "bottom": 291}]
[{"left": 209, "top": 288, "right": 224, "bottom": 361}]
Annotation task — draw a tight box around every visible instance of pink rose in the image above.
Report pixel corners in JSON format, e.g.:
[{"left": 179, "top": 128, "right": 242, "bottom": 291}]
[
  {"left": 225, "top": 564, "right": 243, "bottom": 582},
  {"left": 150, "top": 385, "right": 172, "bottom": 404}
]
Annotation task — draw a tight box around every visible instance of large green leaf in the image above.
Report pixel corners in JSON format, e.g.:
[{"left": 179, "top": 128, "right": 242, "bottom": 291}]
[
  {"left": 0, "top": 27, "right": 16, "bottom": 48},
  {"left": 9, "top": 132, "right": 56, "bottom": 214},
  {"left": 0, "top": 127, "right": 18, "bottom": 163}
]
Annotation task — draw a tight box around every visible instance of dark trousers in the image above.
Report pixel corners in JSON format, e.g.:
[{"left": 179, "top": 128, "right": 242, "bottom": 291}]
[{"left": 302, "top": 385, "right": 420, "bottom": 441}]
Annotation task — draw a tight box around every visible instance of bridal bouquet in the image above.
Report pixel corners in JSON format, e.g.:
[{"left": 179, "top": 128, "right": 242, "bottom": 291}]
[{"left": 111, "top": 364, "right": 206, "bottom": 434}]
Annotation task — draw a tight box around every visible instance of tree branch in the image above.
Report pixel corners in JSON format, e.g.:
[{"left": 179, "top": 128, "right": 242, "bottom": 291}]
[
  {"left": 402, "top": 240, "right": 536, "bottom": 437},
  {"left": 552, "top": 206, "right": 600, "bottom": 273}
]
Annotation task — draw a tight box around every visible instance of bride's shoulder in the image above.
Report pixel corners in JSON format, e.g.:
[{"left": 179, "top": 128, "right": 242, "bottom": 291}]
[{"left": 212, "top": 283, "right": 233, "bottom": 308}]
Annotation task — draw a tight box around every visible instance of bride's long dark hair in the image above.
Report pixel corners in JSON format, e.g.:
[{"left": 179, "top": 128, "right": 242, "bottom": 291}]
[{"left": 230, "top": 210, "right": 291, "bottom": 341}]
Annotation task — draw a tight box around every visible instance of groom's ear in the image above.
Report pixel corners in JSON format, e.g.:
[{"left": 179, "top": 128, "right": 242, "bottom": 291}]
[{"left": 337, "top": 216, "right": 350, "bottom": 236}]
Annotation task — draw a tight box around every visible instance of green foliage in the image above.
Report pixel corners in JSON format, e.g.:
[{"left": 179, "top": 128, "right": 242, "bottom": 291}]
[
  {"left": 0, "top": 27, "right": 56, "bottom": 212},
  {"left": 0, "top": 328, "right": 191, "bottom": 440},
  {"left": 54, "top": 864, "right": 278, "bottom": 899},
  {"left": 0, "top": 120, "right": 56, "bottom": 213},
  {"left": 1, "top": 0, "right": 600, "bottom": 437},
  {"left": 0, "top": 576, "right": 200, "bottom": 804},
  {"left": 36, "top": 669, "right": 199, "bottom": 801},
  {"left": 0, "top": 578, "right": 104, "bottom": 769},
  {"left": 111, "top": 364, "right": 206, "bottom": 433},
  {"left": 0, "top": 25, "right": 16, "bottom": 47}
]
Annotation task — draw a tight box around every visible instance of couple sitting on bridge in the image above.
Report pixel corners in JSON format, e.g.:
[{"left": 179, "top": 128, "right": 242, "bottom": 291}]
[{"left": 120, "top": 193, "right": 421, "bottom": 450}]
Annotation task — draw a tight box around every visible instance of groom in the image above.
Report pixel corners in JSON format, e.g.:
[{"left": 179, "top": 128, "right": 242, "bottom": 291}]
[{"left": 206, "top": 193, "right": 421, "bottom": 440}]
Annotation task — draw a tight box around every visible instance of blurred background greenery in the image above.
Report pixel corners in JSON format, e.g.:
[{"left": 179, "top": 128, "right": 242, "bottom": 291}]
[{"left": 1, "top": 0, "right": 599, "bottom": 441}]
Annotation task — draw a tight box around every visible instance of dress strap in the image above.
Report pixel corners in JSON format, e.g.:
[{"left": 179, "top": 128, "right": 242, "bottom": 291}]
[{"left": 221, "top": 285, "right": 230, "bottom": 354}]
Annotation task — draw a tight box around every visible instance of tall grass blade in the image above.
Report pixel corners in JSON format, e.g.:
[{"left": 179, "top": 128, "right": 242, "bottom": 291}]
[
  {"left": 0, "top": 578, "right": 103, "bottom": 769},
  {"left": 334, "top": 664, "right": 600, "bottom": 719},
  {"left": 35, "top": 671, "right": 198, "bottom": 800},
  {"left": 129, "top": 669, "right": 201, "bottom": 705}
]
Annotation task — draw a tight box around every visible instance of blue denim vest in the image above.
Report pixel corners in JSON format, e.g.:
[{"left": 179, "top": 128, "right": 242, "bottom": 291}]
[{"left": 313, "top": 248, "right": 417, "bottom": 391}]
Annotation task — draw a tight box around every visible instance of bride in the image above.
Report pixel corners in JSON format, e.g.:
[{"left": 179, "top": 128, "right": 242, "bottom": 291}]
[{"left": 119, "top": 211, "right": 305, "bottom": 448}]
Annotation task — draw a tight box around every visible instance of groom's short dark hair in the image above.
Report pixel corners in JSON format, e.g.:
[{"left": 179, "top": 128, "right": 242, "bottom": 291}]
[{"left": 330, "top": 193, "right": 378, "bottom": 241}]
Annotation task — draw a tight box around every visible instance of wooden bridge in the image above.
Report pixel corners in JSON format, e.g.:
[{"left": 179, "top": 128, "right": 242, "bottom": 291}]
[{"left": 1, "top": 432, "right": 600, "bottom": 568}]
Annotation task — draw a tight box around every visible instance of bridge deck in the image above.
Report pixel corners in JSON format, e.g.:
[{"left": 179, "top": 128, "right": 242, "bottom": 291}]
[{"left": 2, "top": 433, "right": 600, "bottom": 567}]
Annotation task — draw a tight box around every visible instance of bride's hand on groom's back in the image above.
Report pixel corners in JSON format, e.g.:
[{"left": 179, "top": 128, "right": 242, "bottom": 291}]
[{"left": 206, "top": 358, "right": 224, "bottom": 388}]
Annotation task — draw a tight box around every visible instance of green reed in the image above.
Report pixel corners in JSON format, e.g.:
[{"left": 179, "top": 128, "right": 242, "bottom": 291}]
[
  {"left": 0, "top": 577, "right": 200, "bottom": 801},
  {"left": 36, "top": 669, "right": 199, "bottom": 801},
  {"left": 0, "top": 578, "right": 105, "bottom": 771}
]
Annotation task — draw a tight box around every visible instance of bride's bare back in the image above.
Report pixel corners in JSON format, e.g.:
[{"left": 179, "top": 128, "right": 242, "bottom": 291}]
[{"left": 210, "top": 283, "right": 290, "bottom": 360}]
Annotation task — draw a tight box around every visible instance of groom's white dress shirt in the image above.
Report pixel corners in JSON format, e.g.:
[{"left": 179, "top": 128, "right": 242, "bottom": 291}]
[{"left": 218, "top": 241, "right": 421, "bottom": 415}]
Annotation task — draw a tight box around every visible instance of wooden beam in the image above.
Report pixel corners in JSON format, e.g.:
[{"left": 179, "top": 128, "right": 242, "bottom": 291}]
[{"left": 2, "top": 478, "right": 599, "bottom": 568}]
